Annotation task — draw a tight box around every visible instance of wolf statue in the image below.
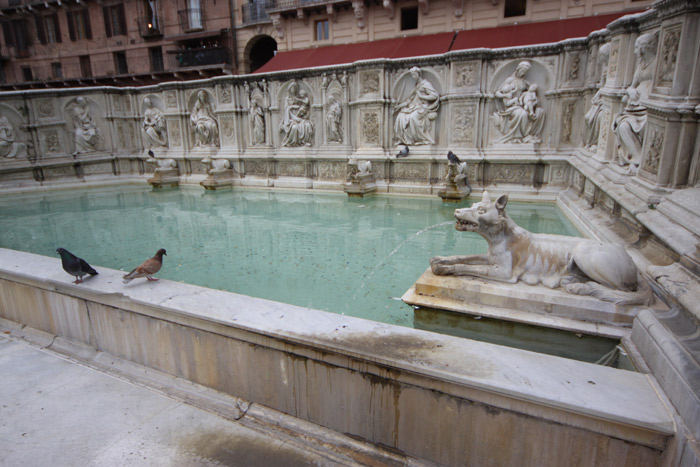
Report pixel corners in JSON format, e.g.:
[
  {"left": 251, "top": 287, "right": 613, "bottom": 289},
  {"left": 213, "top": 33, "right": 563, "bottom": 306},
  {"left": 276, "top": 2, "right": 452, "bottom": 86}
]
[{"left": 429, "top": 191, "right": 652, "bottom": 306}]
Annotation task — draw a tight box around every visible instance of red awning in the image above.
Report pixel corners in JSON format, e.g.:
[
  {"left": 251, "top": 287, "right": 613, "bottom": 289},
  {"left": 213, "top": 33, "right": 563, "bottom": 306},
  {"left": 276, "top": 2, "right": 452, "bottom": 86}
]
[
  {"left": 451, "top": 13, "right": 634, "bottom": 50},
  {"left": 254, "top": 12, "right": 638, "bottom": 74},
  {"left": 254, "top": 32, "right": 455, "bottom": 73}
]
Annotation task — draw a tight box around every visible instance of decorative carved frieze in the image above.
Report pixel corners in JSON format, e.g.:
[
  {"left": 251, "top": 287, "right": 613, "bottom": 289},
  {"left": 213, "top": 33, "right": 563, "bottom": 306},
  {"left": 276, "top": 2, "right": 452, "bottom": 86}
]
[
  {"left": 642, "top": 125, "right": 664, "bottom": 175},
  {"left": 455, "top": 62, "right": 478, "bottom": 88},
  {"left": 165, "top": 90, "right": 177, "bottom": 109},
  {"left": 657, "top": 26, "right": 681, "bottom": 88},
  {"left": 218, "top": 85, "right": 233, "bottom": 104},
  {"left": 489, "top": 164, "right": 533, "bottom": 184},
  {"left": 361, "top": 71, "right": 380, "bottom": 96},
  {"left": 452, "top": 106, "right": 476, "bottom": 145},
  {"left": 561, "top": 100, "right": 576, "bottom": 144},
  {"left": 361, "top": 110, "right": 380, "bottom": 146},
  {"left": 37, "top": 99, "right": 54, "bottom": 118}
]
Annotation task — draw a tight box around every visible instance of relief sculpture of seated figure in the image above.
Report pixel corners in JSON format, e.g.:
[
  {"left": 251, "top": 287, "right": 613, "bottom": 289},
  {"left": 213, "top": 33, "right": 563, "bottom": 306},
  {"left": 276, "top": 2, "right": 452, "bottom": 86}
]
[{"left": 491, "top": 61, "right": 545, "bottom": 144}]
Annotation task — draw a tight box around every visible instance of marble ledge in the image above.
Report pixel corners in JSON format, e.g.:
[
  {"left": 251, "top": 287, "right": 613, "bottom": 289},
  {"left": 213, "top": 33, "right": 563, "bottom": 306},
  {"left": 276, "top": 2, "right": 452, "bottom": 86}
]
[{"left": 0, "top": 248, "right": 675, "bottom": 438}]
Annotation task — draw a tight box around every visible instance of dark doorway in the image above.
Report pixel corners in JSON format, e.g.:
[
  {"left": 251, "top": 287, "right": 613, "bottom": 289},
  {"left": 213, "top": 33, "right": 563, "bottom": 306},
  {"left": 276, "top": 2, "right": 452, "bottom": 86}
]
[{"left": 248, "top": 35, "right": 277, "bottom": 73}]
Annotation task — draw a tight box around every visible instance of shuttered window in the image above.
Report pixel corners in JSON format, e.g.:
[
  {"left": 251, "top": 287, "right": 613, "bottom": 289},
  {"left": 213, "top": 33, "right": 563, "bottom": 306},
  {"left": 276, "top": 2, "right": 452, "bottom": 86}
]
[
  {"left": 103, "top": 4, "right": 127, "bottom": 37},
  {"left": 67, "top": 9, "right": 92, "bottom": 41}
]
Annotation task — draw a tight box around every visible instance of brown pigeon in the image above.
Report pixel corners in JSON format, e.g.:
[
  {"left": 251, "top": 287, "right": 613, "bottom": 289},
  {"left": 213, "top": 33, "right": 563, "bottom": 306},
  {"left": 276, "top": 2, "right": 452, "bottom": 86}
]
[{"left": 123, "top": 248, "right": 166, "bottom": 283}]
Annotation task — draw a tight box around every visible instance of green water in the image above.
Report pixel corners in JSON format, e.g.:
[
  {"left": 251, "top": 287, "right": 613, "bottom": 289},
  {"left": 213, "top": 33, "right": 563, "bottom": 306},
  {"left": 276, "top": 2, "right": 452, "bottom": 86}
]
[{"left": 0, "top": 185, "right": 580, "bottom": 329}]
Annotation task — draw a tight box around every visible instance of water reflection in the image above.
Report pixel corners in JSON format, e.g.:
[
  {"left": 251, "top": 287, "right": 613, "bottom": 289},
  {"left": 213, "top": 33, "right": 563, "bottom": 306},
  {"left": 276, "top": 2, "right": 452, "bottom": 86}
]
[{"left": 0, "top": 186, "right": 580, "bottom": 329}]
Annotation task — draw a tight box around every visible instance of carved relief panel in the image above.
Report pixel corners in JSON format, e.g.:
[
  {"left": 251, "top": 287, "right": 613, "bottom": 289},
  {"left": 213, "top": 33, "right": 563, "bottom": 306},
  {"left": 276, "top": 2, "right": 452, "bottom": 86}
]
[
  {"left": 560, "top": 100, "right": 577, "bottom": 145},
  {"left": 360, "top": 109, "right": 380, "bottom": 147},
  {"left": 607, "top": 39, "right": 620, "bottom": 81},
  {"left": 64, "top": 97, "right": 105, "bottom": 155},
  {"left": 0, "top": 105, "right": 30, "bottom": 160},
  {"left": 451, "top": 105, "right": 476, "bottom": 146},
  {"left": 36, "top": 99, "right": 55, "bottom": 119},
  {"left": 454, "top": 61, "right": 479, "bottom": 90},
  {"left": 656, "top": 25, "right": 681, "bottom": 89},
  {"left": 641, "top": 124, "right": 664, "bottom": 176},
  {"left": 360, "top": 71, "right": 381, "bottom": 97},
  {"left": 220, "top": 114, "right": 235, "bottom": 145}
]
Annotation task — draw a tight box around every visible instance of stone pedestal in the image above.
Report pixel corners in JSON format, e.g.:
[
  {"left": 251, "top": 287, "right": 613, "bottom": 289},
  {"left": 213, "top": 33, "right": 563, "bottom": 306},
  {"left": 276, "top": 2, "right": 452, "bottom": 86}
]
[
  {"left": 200, "top": 170, "right": 235, "bottom": 190},
  {"left": 402, "top": 268, "right": 667, "bottom": 337},
  {"left": 438, "top": 179, "right": 471, "bottom": 202},
  {"left": 344, "top": 173, "right": 376, "bottom": 197},
  {"left": 147, "top": 168, "right": 179, "bottom": 188}
]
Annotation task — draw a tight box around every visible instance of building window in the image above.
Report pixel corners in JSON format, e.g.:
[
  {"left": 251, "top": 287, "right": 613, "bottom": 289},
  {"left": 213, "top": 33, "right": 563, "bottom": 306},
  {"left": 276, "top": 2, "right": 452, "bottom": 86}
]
[
  {"left": 315, "top": 19, "right": 329, "bottom": 41},
  {"left": 114, "top": 51, "right": 128, "bottom": 74},
  {"left": 79, "top": 55, "right": 92, "bottom": 77},
  {"left": 149, "top": 46, "right": 164, "bottom": 72},
  {"left": 400, "top": 7, "right": 418, "bottom": 31},
  {"left": 21, "top": 66, "right": 32, "bottom": 81},
  {"left": 51, "top": 62, "right": 62, "bottom": 78},
  {"left": 67, "top": 9, "right": 92, "bottom": 41},
  {"left": 36, "top": 14, "right": 62, "bottom": 44},
  {"left": 504, "top": 0, "right": 526, "bottom": 17},
  {"left": 2, "top": 20, "right": 30, "bottom": 56},
  {"left": 103, "top": 4, "right": 127, "bottom": 37}
]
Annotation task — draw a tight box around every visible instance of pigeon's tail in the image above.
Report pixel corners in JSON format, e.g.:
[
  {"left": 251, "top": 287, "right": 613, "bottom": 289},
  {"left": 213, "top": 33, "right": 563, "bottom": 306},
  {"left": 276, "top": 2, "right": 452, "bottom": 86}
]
[
  {"left": 122, "top": 269, "right": 138, "bottom": 281},
  {"left": 80, "top": 259, "right": 98, "bottom": 276}
]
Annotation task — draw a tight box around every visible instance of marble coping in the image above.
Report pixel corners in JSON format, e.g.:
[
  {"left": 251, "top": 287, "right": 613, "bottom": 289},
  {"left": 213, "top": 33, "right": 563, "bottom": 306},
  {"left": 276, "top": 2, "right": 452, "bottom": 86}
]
[{"left": 0, "top": 248, "right": 674, "bottom": 439}]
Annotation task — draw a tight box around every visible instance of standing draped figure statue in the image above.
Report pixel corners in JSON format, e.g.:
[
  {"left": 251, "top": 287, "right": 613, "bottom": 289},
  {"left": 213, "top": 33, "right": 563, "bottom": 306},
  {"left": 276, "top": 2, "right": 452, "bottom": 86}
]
[
  {"left": 393, "top": 67, "right": 440, "bottom": 145},
  {"left": 249, "top": 100, "right": 266, "bottom": 145},
  {"left": 72, "top": 97, "right": 100, "bottom": 155},
  {"left": 491, "top": 61, "right": 545, "bottom": 144},
  {"left": 612, "top": 32, "right": 658, "bottom": 173},
  {"left": 190, "top": 90, "right": 219, "bottom": 147},
  {"left": 143, "top": 97, "right": 168, "bottom": 148},
  {"left": 583, "top": 43, "right": 611, "bottom": 151}
]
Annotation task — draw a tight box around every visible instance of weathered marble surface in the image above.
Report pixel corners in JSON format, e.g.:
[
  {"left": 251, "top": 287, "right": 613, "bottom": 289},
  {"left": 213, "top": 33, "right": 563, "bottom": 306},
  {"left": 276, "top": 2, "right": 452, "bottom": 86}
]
[{"left": 0, "top": 248, "right": 674, "bottom": 466}]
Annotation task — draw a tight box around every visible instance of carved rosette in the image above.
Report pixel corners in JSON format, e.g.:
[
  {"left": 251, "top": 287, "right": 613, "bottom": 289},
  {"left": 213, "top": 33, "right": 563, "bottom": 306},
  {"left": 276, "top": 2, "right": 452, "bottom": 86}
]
[
  {"left": 452, "top": 106, "right": 476, "bottom": 145},
  {"left": 642, "top": 125, "right": 664, "bottom": 175},
  {"left": 37, "top": 100, "right": 54, "bottom": 118}
]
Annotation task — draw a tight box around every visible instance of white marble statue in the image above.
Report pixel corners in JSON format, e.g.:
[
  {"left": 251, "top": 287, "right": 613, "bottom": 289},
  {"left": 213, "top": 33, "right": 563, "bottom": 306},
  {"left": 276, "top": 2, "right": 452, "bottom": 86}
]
[
  {"left": 142, "top": 97, "right": 167, "bottom": 148},
  {"left": 612, "top": 32, "right": 658, "bottom": 173},
  {"left": 202, "top": 156, "right": 231, "bottom": 174},
  {"left": 326, "top": 96, "right": 343, "bottom": 143},
  {"left": 583, "top": 43, "right": 611, "bottom": 150},
  {"left": 491, "top": 61, "right": 545, "bottom": 144},
  {"left": 347, "top": 157, "right": 371, "bottom": 181},
  {"left": 190, "top": 90, "right": 219, "bottom": 147},
  {"left": 280, "top": 82, "right": 314, "bottom": 147},
  {"left": 249, "top": 100, "right": 265, "bottom": 145},
  {"left": 393, "top": 67, "right": 440, "bottom": 145},
  {"left": 430, "top": 191, "right": 652, "bottom": 305},
  {"left": 71, "top": 97, "right": 100, "bottom": 154},
  {"left": 0, "top": 116, "right": 25, "bottom": 158}
]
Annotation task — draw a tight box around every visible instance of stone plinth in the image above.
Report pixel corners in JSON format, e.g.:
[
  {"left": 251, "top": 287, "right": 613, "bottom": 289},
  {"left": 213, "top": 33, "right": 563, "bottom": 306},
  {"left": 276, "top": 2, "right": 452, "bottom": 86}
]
[
  {"left": 200, "top": 170, "right": 235, "bottom": 190},
  {"left": 402, "top": 268, "right": 667, "bottom": 337},
  {"left": 147, "top": 168, "right": 179, "bottom": 188},
  {"left": 344, "top": 173, "right": 376, "bottom": 198},
  {"left": 438, "top": 180, "right": 471, "bottom": 202}
]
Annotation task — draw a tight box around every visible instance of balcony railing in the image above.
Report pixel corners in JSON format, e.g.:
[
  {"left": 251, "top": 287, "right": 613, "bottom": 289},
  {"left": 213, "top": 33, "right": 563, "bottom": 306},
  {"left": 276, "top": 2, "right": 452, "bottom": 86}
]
[
  {"left": 137, "top": 17, "right": 163, "bottom": 38},
  {"left": 241, "top": 1, "right": 275, "bottom": 24},
  {"left": 178, "top": 8, "right": 205, "bottom": 32},
  {"left": 169, "top": 46, "right": 231, "bottom": 69},
  {"left": 265, "top": 0, "right": 348, "bottom": 13}
]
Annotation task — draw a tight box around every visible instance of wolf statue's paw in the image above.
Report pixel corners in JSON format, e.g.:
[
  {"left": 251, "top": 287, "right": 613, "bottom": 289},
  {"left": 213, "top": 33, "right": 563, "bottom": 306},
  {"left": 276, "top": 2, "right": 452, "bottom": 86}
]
[
  {"left": 563, "top": 282, "right": 592, "bottom": 295},
  {"left": 430, "top": 256, "right": 448, "bottom": 267},
  {"left": 431, "top": 264, "right": 452, "bottom": 275}
]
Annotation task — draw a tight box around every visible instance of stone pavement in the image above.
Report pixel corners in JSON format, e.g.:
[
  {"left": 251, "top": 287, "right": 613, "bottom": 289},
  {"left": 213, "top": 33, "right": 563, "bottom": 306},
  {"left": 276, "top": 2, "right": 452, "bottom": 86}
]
[{"left": 0, "top": 334, "right": 421, "bottom": 467}]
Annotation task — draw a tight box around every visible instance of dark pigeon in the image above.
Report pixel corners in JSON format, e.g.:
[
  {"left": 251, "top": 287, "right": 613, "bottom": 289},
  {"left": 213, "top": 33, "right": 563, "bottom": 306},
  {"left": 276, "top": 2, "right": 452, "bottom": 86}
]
[
  {"left": 56, "top": 248, "right": 98, "bottom": 284},
  {"left": 148, "top": 149, "right": 154, "bottom": 157},
  {"left": 447, "top": 151, "right": 461, "bottom": 164},
  {"left": 396, "top": 146, "right": 410, "bottom": 158}
]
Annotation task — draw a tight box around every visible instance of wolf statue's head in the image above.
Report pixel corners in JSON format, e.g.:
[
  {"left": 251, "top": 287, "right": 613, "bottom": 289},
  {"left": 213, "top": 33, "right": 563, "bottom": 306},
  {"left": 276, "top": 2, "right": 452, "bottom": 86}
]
[{"left": 454, "top": 191, "right": 510, "bottom": 235}]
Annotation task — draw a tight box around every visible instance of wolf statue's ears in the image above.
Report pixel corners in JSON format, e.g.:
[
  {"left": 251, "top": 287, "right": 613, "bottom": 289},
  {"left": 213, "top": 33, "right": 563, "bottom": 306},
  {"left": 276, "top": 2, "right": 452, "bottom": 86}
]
[{"left": 495, "top": 194, "right": 508, "bottom": 210}]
